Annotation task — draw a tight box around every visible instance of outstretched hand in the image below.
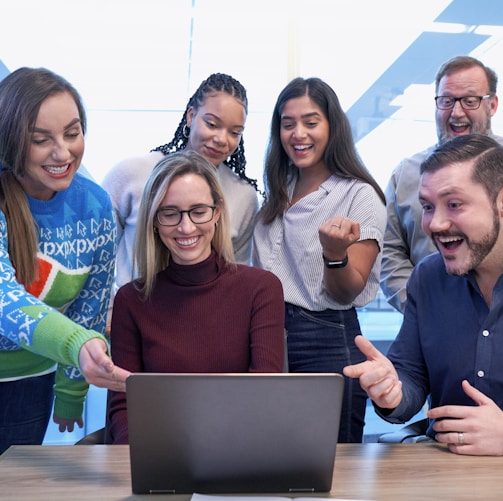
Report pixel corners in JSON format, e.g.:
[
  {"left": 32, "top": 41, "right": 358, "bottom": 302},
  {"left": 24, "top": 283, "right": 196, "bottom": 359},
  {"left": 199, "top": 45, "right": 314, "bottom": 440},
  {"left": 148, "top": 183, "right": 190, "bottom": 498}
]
[
  {"left": 78, "top": 338, "right": 131, "bottom": 392},
  {"left": 428, "top": 380, "right": 503, "bottom": 456},
  {"left": 343, "top": 335, "right": 402, "bottom": 410}
]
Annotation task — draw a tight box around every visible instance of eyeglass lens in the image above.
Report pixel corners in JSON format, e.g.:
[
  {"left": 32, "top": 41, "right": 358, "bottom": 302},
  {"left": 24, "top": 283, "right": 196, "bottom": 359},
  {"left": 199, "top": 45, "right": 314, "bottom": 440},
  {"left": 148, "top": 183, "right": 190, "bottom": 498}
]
[
  {"left": 156, "top": 206, "right": 215, "bottom": 226},
  {"left": 435, "top": 95, "right": 489, "bottom": 110}
]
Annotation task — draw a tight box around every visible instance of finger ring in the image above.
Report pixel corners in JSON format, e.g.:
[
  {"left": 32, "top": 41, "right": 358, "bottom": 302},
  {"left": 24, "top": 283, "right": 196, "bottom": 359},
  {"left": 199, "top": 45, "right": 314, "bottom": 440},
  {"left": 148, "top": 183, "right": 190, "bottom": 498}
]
[
  {"left": 331, "top": 223, "right": 341, "bottom": 228},
  {"left": 458, "top": 432, "right": 464, "bottom": 444}
]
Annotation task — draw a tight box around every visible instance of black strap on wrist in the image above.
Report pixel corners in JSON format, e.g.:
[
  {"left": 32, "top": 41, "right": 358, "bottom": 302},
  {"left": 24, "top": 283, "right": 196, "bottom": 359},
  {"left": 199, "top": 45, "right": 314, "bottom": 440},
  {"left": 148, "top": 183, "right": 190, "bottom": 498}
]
[{"left": 322, "top": 253, "right": 348, "bottom": 268}]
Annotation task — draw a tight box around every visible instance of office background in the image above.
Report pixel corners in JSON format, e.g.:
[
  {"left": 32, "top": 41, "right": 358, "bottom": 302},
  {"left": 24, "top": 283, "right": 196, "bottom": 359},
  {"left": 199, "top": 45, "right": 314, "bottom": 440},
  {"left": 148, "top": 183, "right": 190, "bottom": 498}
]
[{"left": 2, "top": 0, "right": 502, "bottom": 443}]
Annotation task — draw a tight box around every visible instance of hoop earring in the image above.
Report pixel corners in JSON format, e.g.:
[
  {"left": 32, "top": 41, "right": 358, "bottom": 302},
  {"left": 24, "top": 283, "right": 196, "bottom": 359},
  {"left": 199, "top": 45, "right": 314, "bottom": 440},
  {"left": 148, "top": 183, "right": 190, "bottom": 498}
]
[{"left": 182, "top": 124, "right": 190, "bottom": 139}]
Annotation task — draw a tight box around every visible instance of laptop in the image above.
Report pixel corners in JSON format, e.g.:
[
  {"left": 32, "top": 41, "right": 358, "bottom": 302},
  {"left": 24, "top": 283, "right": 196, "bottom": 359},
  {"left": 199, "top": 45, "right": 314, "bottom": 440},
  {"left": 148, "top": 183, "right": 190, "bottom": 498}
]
[{"left": 126, "top": 373, "right": 344, "bottom": 495}]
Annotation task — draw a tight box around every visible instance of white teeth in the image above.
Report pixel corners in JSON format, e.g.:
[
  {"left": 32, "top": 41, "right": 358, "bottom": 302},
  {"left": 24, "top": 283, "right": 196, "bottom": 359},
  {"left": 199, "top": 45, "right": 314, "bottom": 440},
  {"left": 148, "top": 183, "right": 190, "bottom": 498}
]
[
  {"left": 294, "top": 145, "right": 311, "bottom": 150},
  {"left": 44, "top": 164, "right": 69, "bottom": 174},
  {"left": 177, "top": 237, "right": 198, "bottom": 246},
  {"left": 439, "top": 236, "right": 462, "bottom": 243}
]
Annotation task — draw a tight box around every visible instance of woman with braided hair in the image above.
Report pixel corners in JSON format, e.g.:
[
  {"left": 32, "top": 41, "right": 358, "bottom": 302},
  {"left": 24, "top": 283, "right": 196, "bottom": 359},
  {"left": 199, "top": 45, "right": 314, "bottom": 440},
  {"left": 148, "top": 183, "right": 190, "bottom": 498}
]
[{"left": 102, "top": 73, "right": 259, "bottom": 295}]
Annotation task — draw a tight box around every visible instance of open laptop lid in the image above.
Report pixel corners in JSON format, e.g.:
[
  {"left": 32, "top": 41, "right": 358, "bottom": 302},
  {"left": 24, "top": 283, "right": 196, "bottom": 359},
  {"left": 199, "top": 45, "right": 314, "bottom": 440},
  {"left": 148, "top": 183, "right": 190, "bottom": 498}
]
[{"left": 127, "top": 373, "right": 344, "bottom": 495}]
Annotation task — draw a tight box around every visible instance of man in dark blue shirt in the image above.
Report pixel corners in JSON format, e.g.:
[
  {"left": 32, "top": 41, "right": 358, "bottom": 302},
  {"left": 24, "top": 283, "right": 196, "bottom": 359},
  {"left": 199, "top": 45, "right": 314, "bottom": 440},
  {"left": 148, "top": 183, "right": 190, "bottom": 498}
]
[{"left": 345, "top": 134, "right": 503, "bottom": 456}]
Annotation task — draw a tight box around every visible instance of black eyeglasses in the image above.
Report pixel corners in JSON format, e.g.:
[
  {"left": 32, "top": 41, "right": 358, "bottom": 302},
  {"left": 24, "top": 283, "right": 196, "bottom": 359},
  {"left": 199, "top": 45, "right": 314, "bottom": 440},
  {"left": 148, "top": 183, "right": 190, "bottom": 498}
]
[
  {"left": 434, "top": 95, "right": 491, "bottom": 110},
  {"left": 155, "top": 205, "right": 216, "bottom": 226}
]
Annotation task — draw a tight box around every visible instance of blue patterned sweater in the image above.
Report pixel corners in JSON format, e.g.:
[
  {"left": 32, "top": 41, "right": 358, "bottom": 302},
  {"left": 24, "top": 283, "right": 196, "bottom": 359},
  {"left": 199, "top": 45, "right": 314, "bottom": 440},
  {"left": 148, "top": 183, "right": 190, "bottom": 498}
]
[{"left": 0, "top": 172, "right": 116, "bottom": 419}]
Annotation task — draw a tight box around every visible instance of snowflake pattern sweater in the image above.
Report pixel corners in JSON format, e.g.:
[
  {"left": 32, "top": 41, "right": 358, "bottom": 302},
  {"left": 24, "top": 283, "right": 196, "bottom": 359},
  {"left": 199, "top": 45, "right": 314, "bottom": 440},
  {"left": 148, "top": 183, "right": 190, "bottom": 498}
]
[{"left": 0, "top": 172, "right": 116, "bottom": 419}]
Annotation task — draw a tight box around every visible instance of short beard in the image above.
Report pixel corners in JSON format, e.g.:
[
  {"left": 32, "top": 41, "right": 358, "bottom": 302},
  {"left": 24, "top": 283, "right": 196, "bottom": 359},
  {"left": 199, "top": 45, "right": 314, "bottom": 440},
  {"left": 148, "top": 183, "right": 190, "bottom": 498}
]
[
  {"left": 437, "top": 111, "right": 492, "bottom": 145},
  {"left": 437, "top": 210, "right": 499, "bottom": 276}
]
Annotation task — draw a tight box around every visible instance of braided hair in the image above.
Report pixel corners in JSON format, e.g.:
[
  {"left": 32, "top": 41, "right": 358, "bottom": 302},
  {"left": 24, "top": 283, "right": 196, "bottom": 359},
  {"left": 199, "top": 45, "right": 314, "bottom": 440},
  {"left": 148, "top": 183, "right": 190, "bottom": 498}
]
[{"left": 152, "top": 73, "right": 258, "bottom": 191}]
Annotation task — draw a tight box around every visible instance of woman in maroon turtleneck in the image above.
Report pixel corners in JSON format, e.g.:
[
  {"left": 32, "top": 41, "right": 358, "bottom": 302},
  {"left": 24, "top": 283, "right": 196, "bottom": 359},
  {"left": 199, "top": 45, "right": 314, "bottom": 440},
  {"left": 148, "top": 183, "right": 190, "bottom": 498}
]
[{"left": 107, "top": 151, "right": 285, "bottom": 444}]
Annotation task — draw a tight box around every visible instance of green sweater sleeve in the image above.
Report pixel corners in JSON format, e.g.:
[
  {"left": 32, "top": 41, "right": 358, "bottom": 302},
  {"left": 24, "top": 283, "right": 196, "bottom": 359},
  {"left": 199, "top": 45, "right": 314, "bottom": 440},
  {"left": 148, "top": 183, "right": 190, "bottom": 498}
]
[
  {"left": 23, "top": 305, "right": 108, "bottom": 370},
  {"left": 29, "top": 306, "right": 108, "bottom": 420},
  {"left": 53, "top": 365, "right": 89, "bottom": 419}
]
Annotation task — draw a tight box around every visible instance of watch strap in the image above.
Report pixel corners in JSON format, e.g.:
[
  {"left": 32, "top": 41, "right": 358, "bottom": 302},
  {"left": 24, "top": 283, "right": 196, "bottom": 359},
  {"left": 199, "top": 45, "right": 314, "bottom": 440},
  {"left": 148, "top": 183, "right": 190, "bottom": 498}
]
[{"left": 322, "top": 253, "right": 348, "bottom": 268}]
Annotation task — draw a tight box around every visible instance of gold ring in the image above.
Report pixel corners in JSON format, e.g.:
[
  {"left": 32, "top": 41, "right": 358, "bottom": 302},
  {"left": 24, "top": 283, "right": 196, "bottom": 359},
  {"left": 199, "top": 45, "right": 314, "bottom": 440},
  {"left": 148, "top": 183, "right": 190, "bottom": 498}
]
[
  {"left": 331, "top": 223, "right": 341, "bottom": 228},
  {"left": 458, "top": 432, "right": 464, "bottom": 444}
]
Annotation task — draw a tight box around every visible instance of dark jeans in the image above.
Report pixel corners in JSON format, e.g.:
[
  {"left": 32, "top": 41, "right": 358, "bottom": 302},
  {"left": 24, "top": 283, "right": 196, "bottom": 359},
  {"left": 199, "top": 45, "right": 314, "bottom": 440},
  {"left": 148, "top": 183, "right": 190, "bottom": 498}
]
[
  {"left": 285, "top": 303, "right": 367, "bottom": 443},
  {"left": 0, "top": 372, "right": 55, "bottom": 455}
]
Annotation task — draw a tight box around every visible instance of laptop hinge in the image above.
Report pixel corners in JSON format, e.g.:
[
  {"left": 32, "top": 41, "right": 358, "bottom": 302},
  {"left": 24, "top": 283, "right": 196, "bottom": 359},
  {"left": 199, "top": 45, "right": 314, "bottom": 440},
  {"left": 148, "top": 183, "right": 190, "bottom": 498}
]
[{"left": 289, "top": 488, "right": 315, "bottom": 493}]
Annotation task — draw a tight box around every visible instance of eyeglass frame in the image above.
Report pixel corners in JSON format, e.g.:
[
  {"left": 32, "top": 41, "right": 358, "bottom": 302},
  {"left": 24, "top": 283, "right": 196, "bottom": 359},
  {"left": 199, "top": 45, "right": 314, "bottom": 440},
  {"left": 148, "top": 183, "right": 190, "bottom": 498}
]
[
  {"left": 434, "top": 94, "right": 492, "bottom": 111},
  {"left": 155, "top": 205, "right": 217, "bottom": 227}
]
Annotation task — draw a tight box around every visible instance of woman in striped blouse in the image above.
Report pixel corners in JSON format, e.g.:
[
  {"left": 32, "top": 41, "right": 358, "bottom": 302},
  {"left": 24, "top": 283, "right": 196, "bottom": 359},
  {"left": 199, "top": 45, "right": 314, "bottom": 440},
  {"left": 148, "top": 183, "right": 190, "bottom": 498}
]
[{"left": 253, "top": 77, "right": 386, "bottom": 443}]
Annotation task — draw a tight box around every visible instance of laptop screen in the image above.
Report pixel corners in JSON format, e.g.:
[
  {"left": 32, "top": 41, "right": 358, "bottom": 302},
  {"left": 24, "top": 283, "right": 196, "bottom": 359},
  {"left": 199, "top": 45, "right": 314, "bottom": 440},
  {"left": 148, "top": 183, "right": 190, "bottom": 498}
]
[{"left": 127, "top": 373, "right": 344, "bottom": 495}]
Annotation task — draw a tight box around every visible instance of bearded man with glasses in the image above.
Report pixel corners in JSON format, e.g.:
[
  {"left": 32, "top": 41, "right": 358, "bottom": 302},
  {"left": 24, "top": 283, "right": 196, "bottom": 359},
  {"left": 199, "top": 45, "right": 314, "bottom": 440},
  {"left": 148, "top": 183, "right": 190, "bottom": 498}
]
[{"left": 381, "top": 55, "right": 503, "bottom": 313}]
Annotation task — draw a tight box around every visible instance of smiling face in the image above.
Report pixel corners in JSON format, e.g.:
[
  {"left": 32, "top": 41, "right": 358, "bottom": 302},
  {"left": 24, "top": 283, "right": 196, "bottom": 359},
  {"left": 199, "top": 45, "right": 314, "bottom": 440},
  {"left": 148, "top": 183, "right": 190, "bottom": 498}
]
[
  {"left": 17, "top": 91, "right": 84, "bottom": 200},
  {"left": 185, "top": 92, "right": 246, "bottom": 167},
  {"left": 279, "top": 94, "right": 330, "bottom": 174},
  {"left": 435, "top": 66, "right": 498, "bottom": 145},
  {"left": 419, "top": 160, "right": 501, "bottom": 276},
  {"left": 155, "top": 173, "right": 221, "bottom": 266}
]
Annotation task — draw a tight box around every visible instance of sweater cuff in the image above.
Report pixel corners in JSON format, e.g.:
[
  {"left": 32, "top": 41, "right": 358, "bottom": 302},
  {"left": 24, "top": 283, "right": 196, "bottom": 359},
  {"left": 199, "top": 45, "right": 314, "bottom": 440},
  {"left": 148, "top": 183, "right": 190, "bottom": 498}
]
[
  {"left": 53, "top": 394, "right": 86, "bottom": 420},
  {"left": 31, "top": 308, "right": 108, "bottom": 371},
  {"left": 53, "top": 366, "right": 89, "bottom": 419}
]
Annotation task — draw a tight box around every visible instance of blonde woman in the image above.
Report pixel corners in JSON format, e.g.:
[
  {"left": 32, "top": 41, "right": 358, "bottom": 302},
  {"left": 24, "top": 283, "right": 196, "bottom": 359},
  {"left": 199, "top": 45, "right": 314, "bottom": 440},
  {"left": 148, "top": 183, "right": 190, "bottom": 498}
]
[{"left": 107, "top": 151, "right": 285, "bottom": 444}]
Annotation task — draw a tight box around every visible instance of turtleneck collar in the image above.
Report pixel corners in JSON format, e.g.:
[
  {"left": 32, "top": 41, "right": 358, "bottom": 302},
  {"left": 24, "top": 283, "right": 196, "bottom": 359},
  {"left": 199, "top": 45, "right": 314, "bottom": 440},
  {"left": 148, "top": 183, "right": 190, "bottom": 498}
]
[{"left": 162, "top": 249, "right": 222, "bottom": 286}]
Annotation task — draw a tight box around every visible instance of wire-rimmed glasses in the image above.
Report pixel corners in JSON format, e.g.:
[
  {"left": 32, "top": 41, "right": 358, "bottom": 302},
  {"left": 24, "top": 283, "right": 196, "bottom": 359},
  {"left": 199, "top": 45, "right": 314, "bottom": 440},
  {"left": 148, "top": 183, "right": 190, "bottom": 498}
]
[
  {"left": 434, "top": 95, "right": 492, "bottom": 110},
  {"left": 156, "top": 205, "right": 216, "bottom": 226}
]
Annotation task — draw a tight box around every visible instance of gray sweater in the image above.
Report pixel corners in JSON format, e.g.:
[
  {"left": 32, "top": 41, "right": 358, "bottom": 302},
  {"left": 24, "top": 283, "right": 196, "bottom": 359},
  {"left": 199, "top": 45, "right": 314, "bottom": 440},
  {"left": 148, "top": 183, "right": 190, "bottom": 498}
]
[{"left": 102, "top": 151, "right": 258, "bottom": 290}]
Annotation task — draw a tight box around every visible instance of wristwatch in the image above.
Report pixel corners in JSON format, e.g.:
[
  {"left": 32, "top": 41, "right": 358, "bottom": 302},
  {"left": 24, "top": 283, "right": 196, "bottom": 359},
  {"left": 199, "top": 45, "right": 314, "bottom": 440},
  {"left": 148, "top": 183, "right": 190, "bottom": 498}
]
[{"left": 322, "top": 253, "right": 348, "bottom": 268}]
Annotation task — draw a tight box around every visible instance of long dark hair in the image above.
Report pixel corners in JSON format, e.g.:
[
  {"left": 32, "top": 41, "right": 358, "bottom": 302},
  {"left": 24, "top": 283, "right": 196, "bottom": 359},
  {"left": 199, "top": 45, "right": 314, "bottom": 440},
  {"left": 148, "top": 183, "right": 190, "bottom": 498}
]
[
  {"left": 152, "top": 73, "right": 258, "bottom": 191},
  {"left": 258, "top": 77, "right": 385, "bottom": 224}
]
